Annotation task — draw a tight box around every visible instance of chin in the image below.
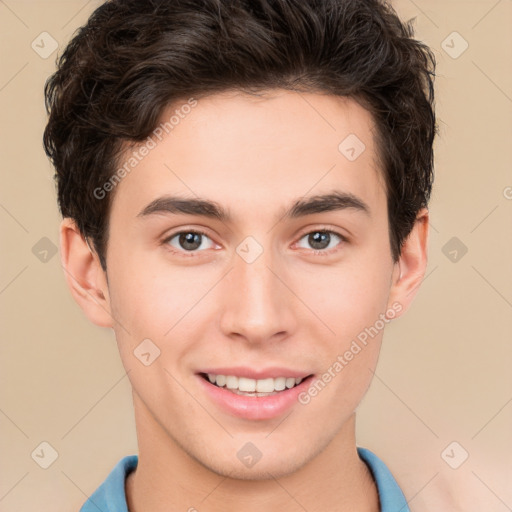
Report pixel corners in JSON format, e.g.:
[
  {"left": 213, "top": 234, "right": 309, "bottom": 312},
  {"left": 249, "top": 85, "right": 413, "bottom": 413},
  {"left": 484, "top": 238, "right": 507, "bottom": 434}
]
[
  {"left": 195, "top": 445, "right": 312, "bottom": 482},
  {"left": 208, "top": 459, "right": 301, "bottom": 481}
]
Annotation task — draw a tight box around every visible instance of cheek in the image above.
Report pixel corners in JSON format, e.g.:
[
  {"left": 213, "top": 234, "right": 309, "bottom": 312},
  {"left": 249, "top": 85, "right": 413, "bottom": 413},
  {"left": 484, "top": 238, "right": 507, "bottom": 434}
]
[
  {"left": 298, "top": 255, "right": 392, "bottom": 339},
  {"left": 292, "top": 251, "right": 392, "bottom": 405},
  {"left": 108, "top": 247, "right": 211, "bottom": 336}
]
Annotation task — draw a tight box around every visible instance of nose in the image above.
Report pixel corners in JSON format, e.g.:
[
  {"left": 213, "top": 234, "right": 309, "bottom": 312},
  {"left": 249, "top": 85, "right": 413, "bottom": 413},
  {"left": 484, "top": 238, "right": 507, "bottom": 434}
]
[{"left": 218, "top": 242, "right": 297, "bottom": 345}]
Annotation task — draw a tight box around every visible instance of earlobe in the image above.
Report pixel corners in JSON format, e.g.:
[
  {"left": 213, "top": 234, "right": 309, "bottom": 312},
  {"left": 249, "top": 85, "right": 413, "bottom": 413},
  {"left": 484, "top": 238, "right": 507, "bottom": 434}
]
[
  {"left": 59, "top": 218, "right": 113, "bottom": 328},
  {"left": 387, "top": 208, "right": 430, "bottom": 317}
]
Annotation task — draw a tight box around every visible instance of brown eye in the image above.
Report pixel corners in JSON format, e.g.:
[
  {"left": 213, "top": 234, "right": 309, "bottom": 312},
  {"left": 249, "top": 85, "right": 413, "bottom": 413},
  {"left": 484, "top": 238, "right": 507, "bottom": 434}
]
[
  {"left": 296, "top": 230, "right": 346, "bottom": 254},
  {"left": 164, "top": 230, "right": 214, "bottom": 253}
]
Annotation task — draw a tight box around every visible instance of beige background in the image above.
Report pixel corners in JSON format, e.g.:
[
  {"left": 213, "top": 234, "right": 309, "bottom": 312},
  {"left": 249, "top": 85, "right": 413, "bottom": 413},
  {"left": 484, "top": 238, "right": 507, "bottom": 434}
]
[{"left": 1, "top": 1, "right": 511, "bottom": 511}]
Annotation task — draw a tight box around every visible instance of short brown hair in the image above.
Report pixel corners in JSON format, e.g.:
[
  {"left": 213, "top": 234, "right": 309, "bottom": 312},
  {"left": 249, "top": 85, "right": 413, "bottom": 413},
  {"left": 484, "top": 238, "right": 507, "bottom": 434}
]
[{"left": 43, "top": 0, "right": 437, "bottom": 270}]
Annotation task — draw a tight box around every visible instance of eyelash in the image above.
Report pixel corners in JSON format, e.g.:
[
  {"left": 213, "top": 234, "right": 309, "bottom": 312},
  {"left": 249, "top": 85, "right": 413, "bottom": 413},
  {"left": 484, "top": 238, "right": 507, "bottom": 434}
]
[{"left": 162, "top": 227, "right": 348, "bottom": 257}]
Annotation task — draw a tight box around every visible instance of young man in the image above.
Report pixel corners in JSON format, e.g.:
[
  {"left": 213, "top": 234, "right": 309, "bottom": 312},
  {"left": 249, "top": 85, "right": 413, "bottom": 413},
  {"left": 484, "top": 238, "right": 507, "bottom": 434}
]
[{"left": 43, "top": 0, "right": 436, "bottom": 510}]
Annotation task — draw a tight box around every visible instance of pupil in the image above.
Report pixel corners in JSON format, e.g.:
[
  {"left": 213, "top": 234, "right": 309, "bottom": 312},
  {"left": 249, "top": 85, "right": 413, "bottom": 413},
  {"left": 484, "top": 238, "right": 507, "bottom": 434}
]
[
  {"left": 180, "top": 232, "right": 201, "bottom": 250},
  {"left": 310, "top": 231, "right": 329, "bottom": 250}
]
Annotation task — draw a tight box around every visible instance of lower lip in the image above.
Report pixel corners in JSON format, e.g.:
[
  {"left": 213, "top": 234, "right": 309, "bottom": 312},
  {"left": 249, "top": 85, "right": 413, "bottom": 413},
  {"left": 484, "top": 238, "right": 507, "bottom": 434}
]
[{"left": 196, "top": 374, "right": 314, "bottom": 421}]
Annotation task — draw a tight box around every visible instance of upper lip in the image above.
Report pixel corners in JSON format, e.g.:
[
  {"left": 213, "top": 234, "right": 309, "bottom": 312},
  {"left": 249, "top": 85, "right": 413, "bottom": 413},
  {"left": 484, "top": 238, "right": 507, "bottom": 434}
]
[{"left": 198, "top": 367, "right": 313, "bottom": 380}]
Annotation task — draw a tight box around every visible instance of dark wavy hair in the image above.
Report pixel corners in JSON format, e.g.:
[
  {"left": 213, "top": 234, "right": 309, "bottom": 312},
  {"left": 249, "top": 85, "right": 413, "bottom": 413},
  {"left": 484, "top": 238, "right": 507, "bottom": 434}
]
[{"left": 43, "top": 0, "right": 436, "bottom": 271}]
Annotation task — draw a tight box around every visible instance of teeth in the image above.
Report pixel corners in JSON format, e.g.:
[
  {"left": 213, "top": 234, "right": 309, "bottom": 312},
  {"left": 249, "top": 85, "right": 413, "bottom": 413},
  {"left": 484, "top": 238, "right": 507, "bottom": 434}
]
[
  {"left": 226, "top": 375, "right": 238, "bottom": 389},
  {"left": 206, "top": 374, "right": 305, "bottom": 393},
  {"left": 239, "top": 377, "right": 256, "bottom": 392},
  {"left": 274, "top": 377, "right": 286, "bottom": 391}
]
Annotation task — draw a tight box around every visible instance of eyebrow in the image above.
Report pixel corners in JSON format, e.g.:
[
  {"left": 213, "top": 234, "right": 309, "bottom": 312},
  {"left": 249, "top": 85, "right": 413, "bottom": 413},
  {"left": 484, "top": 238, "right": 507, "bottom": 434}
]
[{"left": 137, "top": 190, "right": 370, "bottom": 223}]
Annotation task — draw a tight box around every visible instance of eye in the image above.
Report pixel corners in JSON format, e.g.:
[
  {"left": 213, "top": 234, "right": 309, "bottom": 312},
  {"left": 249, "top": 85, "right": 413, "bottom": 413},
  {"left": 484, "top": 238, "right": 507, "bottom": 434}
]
[
  {"left": 295, "top": 229, "right": 347, "bottom": 254},
  {"left": 163, "top": 230, "right": 217, "bottom": 254},
  {"left": 162, "top": 227, "right": 347, "bottom": 256}
]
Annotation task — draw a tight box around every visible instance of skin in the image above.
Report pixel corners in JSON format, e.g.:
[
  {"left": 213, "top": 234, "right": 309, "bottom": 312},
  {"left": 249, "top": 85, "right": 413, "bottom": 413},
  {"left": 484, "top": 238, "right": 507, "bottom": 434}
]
[{"left": 60, "top": 89, "right": 429, "bottom": 512}]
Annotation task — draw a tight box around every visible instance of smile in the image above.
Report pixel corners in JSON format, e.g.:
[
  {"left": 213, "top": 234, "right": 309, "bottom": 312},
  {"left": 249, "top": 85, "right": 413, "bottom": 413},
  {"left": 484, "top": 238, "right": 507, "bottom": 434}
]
[{"left": 197, "top": 372, "right": 315, "bottom": 420}]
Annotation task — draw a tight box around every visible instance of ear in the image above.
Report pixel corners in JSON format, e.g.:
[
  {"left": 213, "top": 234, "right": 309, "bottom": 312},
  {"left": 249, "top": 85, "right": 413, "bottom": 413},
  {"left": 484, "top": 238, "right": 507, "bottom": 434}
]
[
  {"left": 59, "top": 218, "right": 113, "bottom": 328},
  {"left": 386, "top": 208, "right": 429, "bottom": 317}
]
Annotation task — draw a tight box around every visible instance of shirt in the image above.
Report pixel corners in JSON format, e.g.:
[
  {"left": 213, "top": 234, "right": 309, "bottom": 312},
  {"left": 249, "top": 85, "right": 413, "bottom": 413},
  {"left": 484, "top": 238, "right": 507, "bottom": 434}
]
[{"left": 79, "top": 446, "right": 410, "bottom": 512}]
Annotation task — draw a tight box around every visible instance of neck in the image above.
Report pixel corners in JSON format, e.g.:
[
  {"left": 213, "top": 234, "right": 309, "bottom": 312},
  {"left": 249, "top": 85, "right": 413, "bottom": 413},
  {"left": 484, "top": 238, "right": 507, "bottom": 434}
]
[{"left": 126, "top": 393, "right": 379, "bottom": 512}]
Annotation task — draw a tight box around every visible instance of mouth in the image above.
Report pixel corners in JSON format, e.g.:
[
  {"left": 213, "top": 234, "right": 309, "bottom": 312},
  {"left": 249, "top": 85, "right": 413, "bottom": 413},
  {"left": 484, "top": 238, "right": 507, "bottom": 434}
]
[
  {"left": 198, "top": 372, "right": 314, "bottom": 397},
  {"left": 196, "top": 370, "right": 316, "bottom": 420}
]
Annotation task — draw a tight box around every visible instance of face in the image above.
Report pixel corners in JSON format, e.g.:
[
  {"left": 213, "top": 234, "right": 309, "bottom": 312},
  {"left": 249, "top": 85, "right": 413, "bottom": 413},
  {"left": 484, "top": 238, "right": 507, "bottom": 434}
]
[{"left": 72, "top": 89, "right": 418, "bottom": 479}]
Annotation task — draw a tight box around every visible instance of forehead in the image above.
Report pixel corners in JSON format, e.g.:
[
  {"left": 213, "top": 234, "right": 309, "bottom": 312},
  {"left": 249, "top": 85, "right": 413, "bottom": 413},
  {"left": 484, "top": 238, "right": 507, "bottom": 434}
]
[{"left": 109, "top": 89, "right": 386, "bottom": 225}]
